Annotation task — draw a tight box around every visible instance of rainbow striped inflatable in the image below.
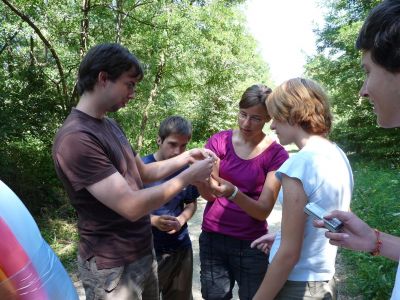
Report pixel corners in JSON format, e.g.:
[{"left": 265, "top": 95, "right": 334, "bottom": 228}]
[{"left": 0, "top": 180, "right": 78, "bottom": 299}]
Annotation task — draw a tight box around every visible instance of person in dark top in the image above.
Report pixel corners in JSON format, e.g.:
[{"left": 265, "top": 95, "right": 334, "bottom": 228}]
[
  {"left": 142, "top": 116, "right": 199, "bottom": 300},
  {"left": 52, "top": 43, "right": 215, "bottom": 300},
  {"left": 313, "top": 2, "right": 400, "bottom": 299}
]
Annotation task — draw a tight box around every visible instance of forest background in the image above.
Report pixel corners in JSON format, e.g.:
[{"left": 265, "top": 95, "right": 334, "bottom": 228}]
[{"left": 1, "top": 0, "right": 399, "bottom": 298}]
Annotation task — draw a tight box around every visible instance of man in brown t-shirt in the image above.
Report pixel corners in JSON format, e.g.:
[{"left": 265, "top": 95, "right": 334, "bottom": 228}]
[{"left": 52, "top": 43, "right": 214, "bottom": 300}]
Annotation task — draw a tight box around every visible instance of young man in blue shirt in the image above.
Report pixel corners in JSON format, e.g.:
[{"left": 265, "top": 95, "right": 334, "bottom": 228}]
[{"left": 142, "top": 116, "right": 199, "bottom": 300}]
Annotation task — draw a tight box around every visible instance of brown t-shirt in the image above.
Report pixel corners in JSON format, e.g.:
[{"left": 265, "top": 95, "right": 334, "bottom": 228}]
[{"left": 52, "top": 108, "right": 152, "bottom": 269}]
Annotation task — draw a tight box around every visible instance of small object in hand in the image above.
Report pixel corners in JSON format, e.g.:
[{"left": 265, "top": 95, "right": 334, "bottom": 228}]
[
  {"left": 304, "top": 202, "right": 343, "bottom": 232},
  {"left": 207, "top": 155, "right": 216, "bottom": 163}
]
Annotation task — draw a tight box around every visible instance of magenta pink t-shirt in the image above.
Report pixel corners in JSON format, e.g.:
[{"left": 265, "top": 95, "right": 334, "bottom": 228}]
[{"left": 203, "top": 130, "right": 289, "bottom": 240}]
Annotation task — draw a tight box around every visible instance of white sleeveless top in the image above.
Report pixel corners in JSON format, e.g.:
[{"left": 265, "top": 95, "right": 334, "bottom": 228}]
[{"left": 391, "top": 262, "right": 400, "bottom": 299}]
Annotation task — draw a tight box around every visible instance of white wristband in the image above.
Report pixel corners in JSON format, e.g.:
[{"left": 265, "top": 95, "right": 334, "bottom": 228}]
[{"left": 227, "top": 186, "right": 239, "bottom": 201}]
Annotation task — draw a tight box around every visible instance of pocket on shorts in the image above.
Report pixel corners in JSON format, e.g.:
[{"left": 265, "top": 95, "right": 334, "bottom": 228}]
[
  {"left": 87, "top": 257, "right": 124, "bottom": 293},
  {"left": 102, "top": 265, "right": 124, "bottom": 292}
]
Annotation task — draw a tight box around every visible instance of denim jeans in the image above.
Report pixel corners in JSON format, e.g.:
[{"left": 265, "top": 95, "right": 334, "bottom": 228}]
[
  {"left": 78, "top": 253, "right": 159, "bottom": 300},
  {"left": 199, "top": 231, "right": 269, "bottom": 300}
]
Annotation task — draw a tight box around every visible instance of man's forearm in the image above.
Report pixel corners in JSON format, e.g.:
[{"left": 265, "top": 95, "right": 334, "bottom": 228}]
[
  {"left": 88, "top": 171, "right": 192, "bottom": 222},
  {"left": 142, "top": 152, "right": 190, "bottom": 184}
]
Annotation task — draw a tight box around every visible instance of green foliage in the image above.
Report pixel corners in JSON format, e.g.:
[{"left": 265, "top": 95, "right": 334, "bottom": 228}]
[
  {"left": 0, "top": 51, "right": 64, "bottom": 212},
  {"left": 114, "top": 0, "right": 271, "bottom": 153},
  {"left": 0, "top": 0, "right": 271, "bottom": 211},
  {"left": 306, "top": 0, "right": 400, "bottom": 159},
  {"left": 340, "top": 158, "right": 400, "bottom": 299},
  {"left": 0, "top": 136, "right": 62, "bottom": 214},
  {"left": 37, "top": 201, "right": 79, "bottom": 272}
]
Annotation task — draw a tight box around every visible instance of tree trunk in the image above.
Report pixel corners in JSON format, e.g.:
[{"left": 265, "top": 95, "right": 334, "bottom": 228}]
[
  {"left": 115, "top": 0, "right": 123, "bottom": 43},
  {"left": 67, "top": 0, "right": 91, "bottom": 108},
  {"left": 136, "top": 52, "right": 166, "bottom": 151},
  {"left": 80, "top": 0, "right": 90, "bottom": 57},
  {"left": 29, "top": 35, "right": 34, "bottom": 66}
]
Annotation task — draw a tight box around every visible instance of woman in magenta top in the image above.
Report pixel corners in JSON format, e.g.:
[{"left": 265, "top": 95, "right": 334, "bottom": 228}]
[{"left": 198, "top": 84, "right": 288, "bottom": 300}]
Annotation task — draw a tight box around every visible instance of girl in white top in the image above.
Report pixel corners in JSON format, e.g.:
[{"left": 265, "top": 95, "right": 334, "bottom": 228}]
[{"left": 251, "top": 78, "right": 353, "bottom": 299}]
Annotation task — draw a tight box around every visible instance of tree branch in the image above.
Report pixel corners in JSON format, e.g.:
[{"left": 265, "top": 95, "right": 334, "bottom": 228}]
[
  {"left": 1, "top": 0, "right": 68, "bottom": 111},
  {"left": 136, "top": 52, "right": 166, "bottom": 150},
  {"left": 0, "top": 30, "right": 19, "bottom": 56}
]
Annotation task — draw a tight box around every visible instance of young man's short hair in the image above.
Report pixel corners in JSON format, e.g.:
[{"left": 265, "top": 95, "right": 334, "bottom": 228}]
[
  {"left": 356, "top": 0, "right": 400, "bottom": 73},
  {"left": 77, "top": 43, "right": 144, "bottom": 95},
  {"left": 158, "top": 116, "right": 192, "bottom": 142}
]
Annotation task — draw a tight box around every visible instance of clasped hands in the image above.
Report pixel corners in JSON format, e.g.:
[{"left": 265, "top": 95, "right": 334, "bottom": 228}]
[
  {"left": 187, "top": 148, "right": 217, "bottom": 165},
  {"left": 186, "top": 148, "right": 218, "bottom": 183},
  {"left": 187, "top": 149, "right": 236, "bottom": 199},
  {"left": 152, "top": 215, "right": 183, "bottom": 234},
  {"left": 206, "top": 175, "right": 237, "bottom": 199}
]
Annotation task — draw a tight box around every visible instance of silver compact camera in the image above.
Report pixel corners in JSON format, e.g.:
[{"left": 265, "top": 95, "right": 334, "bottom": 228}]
[{"left": 304, "top": 202, "right": 343, "bottom": 232}]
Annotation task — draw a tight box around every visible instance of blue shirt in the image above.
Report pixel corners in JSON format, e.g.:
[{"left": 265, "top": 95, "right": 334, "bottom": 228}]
[{"left": 141, "top": 154, "right": 199, "bottom": 254}]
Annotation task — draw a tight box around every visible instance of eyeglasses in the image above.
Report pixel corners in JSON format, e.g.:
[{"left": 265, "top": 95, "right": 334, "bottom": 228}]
[{"left": 238, "top": 111, "right": 265, "bottom": 124}]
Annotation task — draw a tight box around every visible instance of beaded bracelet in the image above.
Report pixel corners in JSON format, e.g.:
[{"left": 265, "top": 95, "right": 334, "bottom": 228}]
[{"left": 370, "top": 229, "right": 382, "bottom": 256}]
